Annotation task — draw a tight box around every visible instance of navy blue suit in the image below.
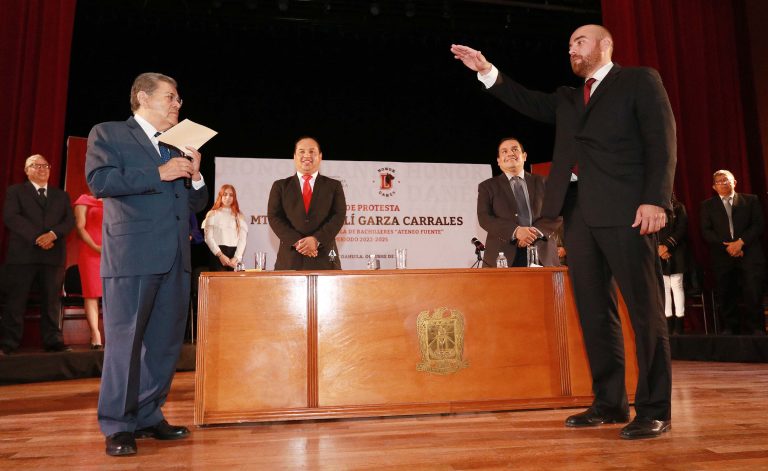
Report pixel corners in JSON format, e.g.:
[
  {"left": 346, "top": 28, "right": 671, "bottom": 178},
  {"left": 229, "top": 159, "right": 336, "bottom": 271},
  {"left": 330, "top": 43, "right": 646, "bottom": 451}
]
[{"left": 86, "top": 116, "right": 208, "bottom": 436}]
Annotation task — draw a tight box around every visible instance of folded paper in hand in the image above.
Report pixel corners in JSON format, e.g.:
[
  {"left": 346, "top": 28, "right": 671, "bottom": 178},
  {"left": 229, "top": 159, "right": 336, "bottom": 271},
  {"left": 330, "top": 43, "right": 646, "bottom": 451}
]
[{"left": 157, "top": 119, "right": 217, "bottom": 154}]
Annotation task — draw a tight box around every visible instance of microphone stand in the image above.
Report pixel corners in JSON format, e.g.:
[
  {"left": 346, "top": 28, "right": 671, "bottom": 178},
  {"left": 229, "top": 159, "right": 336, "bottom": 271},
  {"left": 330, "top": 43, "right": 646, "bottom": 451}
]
[{"left": 470, "top": 247, "right": 484, "bottom": 268}]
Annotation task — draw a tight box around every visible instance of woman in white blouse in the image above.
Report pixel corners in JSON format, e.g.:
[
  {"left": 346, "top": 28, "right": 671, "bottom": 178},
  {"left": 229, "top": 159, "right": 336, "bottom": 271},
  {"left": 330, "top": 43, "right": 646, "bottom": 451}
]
[{"left": 202, "top": 184, "right": 248, "bottom": 271}]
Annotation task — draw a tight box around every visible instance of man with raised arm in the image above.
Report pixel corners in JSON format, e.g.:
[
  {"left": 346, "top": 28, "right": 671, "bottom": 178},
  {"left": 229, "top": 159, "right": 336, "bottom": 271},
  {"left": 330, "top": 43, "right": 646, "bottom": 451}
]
[{"left": 451, "top": 24, "right": 676, "bottom": 439}]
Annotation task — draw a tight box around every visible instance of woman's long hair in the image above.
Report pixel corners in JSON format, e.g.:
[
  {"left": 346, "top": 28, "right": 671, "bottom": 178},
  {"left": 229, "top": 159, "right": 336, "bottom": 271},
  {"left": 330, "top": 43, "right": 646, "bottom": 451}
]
[{"left": 209, "top": 184, "right": 243, "bottom": 233}]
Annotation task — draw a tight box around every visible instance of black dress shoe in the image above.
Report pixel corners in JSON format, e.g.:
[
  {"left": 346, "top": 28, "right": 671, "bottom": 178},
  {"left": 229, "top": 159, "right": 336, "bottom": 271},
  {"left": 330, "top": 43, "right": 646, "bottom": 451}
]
[
  {"left": 565, "top": 407, "right": 630, "bottom": 427},
  {"left": 91, "top": 343, "right": 104, "bottom": 350},
  {"left": 44, "top": 343, "right": 72, "bottom": 352},
  {"left": 135, "top": 420, "right": 190, "bottom": 440},
  {"left": 106, "top": 432, "right": 137, "bottom": 456},
  {"left": 620, "top": 416, "right": 671, "bottom": 439}
]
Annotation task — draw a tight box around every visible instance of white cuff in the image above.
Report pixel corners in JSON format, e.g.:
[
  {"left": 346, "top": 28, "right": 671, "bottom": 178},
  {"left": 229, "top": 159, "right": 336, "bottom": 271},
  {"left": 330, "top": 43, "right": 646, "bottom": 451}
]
[
  {"left": 477, "top": 65, "right": 499, "bottom": 89},
  {"left": 192, "top": 174, "right": 205, "bottom": 190}
]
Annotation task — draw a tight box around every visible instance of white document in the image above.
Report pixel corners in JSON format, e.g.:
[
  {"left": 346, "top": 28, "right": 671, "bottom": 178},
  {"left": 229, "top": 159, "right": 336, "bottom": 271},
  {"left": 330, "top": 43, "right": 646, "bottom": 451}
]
[{"left": 157, "top": 119, "right": 217, "bottom": 154}]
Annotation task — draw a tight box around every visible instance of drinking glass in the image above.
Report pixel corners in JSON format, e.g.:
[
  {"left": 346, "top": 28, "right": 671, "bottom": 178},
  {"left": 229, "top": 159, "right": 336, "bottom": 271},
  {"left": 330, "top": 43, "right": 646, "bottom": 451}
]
[
  {"left": 395, "top": 248, "right": 407, "bottom": 269},
  {"left": 254, "top": 251, "right": 267, "bottom": 271}
]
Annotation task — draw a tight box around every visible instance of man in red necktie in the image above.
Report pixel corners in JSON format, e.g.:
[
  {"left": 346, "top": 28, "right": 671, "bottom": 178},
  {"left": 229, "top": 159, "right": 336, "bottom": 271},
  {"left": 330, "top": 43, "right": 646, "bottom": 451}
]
[
  {"left": 451, "top": 23, "right": 676, "bottom": 440},
  {"left": 267, "top": 136, "right": 346, "bottom": 270}
]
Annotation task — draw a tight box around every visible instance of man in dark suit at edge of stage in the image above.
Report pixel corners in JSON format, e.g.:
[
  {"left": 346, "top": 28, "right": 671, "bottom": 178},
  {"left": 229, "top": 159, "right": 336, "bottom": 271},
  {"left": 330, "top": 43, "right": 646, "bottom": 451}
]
[
  {"left": 700, "top": 169, "right": 766, "bottom": 336},
  {"left": 1, "top": 154, "right": 74, "bottom": 355},
  {"left": 452, "top": 23, "right": 677, "bottom": 439}
]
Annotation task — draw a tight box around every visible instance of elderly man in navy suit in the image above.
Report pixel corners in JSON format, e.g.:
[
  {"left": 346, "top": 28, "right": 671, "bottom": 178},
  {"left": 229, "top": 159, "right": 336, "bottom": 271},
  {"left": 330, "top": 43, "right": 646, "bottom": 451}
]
[
  {"left": 452, "top": 23, "right": 676, "bottom": 439},
  {"left": 86, "top": 72, "right": 208, "bottom": 456},
  {"left": 1, "top": 154, "right": 74, "bottom": 355}
]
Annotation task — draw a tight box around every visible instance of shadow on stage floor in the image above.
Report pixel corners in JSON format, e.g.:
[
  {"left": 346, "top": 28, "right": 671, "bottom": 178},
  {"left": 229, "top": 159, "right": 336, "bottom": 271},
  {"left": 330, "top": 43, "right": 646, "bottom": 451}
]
[
  {"left": 0, "top": 343, "right": 196, "bottom": 385},
  {"left": 670, "top": 333, "right": 768, "bottom": 362},
  {"left": 1, "top": 337, "right": 766, "bottom": 385}
]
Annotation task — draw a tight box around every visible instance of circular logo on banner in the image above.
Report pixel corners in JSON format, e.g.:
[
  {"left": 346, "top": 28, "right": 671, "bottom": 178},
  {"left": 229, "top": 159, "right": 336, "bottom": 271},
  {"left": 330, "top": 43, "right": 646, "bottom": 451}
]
[{"left": 376, "top": 167, "right": 398, "bottom": 197}]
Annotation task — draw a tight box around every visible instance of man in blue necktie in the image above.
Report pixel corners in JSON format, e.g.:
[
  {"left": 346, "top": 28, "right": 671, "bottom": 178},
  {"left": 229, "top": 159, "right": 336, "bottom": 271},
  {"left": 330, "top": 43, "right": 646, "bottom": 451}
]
[{"left": 86, "top": 72, "right": 208, "bottom": 456}]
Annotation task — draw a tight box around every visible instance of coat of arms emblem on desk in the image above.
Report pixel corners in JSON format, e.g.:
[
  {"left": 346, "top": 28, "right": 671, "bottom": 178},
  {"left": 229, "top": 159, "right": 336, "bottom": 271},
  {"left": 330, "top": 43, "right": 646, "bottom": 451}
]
[{"left": 416, "top": 307, "right": 469, "bottom": 375}]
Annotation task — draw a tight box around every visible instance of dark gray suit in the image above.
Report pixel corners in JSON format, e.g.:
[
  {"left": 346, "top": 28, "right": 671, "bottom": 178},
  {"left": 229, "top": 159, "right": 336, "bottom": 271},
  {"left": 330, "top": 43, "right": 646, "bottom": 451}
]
[
  {"left": 701, "top": 193, "right": 765, "bottom": 333},
  {"left": 488, "top": 64, "right": 676, "bottom": 421},
  {"left": 267, "top": 174, "right": 346, "bottom": 270},
  {"left": 477, "top": 172, "right": 559, "bottom": 267},
  {"left": 1, "top": 181, "right": 74, "bottom": 351},
  {"left": 86, "top": 116, "right": 208, "bottom": 436}
]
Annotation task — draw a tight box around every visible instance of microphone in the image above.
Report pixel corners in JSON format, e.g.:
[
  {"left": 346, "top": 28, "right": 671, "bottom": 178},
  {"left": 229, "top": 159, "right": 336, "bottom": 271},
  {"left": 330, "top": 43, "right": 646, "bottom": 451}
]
[
  {"left": 183, "top": 155, "right": 192, "bottom": 189},
  {"left": 168, "top": 145, "right": 193, "bottom": 189},
  {"left": 471, "top": 237, "right": 485, "bottom": 251}
]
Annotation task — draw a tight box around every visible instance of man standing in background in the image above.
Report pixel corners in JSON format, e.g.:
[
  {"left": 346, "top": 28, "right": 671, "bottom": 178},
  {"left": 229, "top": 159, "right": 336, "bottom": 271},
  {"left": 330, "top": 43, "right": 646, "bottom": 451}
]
[
  {"left": 1, "top": 154, "right": 74, "bottom": 355},
  {"left": 701, "top": 170, "right": 766, "bottom": 336}
]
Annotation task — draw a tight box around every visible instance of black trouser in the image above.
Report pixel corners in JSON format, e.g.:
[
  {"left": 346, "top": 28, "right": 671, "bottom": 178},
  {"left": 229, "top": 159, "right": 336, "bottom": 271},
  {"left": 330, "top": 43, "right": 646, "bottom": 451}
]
[
  {"left": 564, "top": 198, "right": 672, "bottom": 421},
  {"left": 1, "top": 263, "right": 65, "bottom": 350},
  {"left": 207, "top": 245, "right": 236, "bottom": 272},
  {"left": 714, "top": 261, "right": 766, "bottom": 333}
]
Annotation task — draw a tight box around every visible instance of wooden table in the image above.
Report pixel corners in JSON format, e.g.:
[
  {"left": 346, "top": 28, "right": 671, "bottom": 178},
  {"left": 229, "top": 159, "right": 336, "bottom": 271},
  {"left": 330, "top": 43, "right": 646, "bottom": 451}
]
[{"left": 194, "top": 268, "right": 637, "bottom": 425}]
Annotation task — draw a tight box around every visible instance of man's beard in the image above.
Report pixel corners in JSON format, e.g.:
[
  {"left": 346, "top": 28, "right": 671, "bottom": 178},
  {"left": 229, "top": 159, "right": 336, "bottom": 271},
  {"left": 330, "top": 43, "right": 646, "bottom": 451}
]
[{"left": 570, "top": 50, "right": 600, "bottom": 77}]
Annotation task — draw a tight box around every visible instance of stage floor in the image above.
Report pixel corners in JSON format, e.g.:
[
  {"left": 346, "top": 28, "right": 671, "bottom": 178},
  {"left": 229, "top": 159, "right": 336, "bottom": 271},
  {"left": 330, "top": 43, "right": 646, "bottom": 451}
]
[{"left": 1, "top": 361, "right": 767, "bottom": 469}]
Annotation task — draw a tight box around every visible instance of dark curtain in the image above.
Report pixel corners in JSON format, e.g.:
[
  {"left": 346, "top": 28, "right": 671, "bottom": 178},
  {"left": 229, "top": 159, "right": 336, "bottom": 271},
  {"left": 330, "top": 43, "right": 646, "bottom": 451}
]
[
  {"left": 601, "top": 0, "right": 765, "bottom": 278},
  {"left": 0, "top": 0, "right": 77, "bottom": 262}
]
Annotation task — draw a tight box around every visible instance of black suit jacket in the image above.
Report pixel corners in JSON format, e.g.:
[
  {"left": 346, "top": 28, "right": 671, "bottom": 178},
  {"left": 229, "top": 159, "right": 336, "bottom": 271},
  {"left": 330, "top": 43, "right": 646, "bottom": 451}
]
[
  {"left": 267, "top": 174, "right": 346, "bottom": 270},
  {"left": 477, "top": 172, "right": 558, "bottom": 267},
  {"left": 658, "top": 202, "right": 688, "bottom": 275},
  {"left": 488, "top": 65, "right": 676, "bottom": 226},
  {"left": 701, "top": 193, "right": 765, "bottom": 270},
  {"left": 3, "top": 181, "right": 74, "bottom": 266}
]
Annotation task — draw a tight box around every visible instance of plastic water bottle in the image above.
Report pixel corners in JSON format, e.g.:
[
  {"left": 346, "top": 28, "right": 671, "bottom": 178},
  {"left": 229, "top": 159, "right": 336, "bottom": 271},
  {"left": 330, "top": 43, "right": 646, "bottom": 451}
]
[{"left": 496, "top": 252, "right": 508, "bottom": 268}]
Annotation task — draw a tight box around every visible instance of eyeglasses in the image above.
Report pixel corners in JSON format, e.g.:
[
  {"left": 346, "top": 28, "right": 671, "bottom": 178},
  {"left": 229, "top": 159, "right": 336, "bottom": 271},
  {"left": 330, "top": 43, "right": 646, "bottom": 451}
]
[
  {"left": 28, "top": 164, "right": 51, "bottom": 170},
  {"left": 155, "top": 93, "right": 183, "bottom": 106},
  {"left": 714, "top": 180, "right": 732, "bottom": 185}
]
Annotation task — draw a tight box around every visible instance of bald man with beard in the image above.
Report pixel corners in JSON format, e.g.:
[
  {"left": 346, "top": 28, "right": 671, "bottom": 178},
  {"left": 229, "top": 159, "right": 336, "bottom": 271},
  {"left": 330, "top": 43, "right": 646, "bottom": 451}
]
[{"left": 452, "top": 24, "right": 677, "bottom": 439}]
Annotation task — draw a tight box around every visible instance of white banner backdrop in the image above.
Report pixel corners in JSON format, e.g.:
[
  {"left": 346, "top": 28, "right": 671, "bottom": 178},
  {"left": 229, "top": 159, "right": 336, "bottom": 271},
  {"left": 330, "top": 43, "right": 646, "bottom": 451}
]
[{"left": 213, "top": 157, "right": 491, "bottom": 270}]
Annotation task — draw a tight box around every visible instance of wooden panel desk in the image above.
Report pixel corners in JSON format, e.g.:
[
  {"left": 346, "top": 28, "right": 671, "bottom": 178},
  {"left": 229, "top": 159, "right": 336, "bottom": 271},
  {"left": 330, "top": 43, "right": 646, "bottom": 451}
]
[{"left": 194, "top": 268, "right": 637, "bottom": 425}]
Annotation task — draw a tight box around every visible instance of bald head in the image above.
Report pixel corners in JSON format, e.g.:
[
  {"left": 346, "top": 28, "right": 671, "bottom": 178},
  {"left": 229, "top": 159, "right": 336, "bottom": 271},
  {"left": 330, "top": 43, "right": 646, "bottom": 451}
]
[{"left": 569, "top": 24, "right": 614, "bottom": 78}]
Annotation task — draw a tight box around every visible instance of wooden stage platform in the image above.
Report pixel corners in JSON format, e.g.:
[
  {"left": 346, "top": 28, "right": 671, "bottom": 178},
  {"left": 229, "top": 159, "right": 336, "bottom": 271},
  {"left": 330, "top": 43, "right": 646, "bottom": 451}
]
[{"left": 1, "top": 361, "right": 767, "bottom": 469}]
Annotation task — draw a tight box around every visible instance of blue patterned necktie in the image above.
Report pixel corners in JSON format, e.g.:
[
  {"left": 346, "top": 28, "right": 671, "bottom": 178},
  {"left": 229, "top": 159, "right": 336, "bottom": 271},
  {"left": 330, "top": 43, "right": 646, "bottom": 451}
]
[{"left": 154, "top": 131, "right": 172, "bottom": 163}]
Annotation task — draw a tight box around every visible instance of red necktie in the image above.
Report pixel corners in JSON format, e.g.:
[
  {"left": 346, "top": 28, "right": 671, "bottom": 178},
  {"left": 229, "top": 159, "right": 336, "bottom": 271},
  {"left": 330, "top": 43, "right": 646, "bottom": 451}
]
[
  {"left": 583, "top": 77, "right": 596, "bottom": 105},
  {"left": 302, "top": 174, "right": 312, "bottom": 214}
]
